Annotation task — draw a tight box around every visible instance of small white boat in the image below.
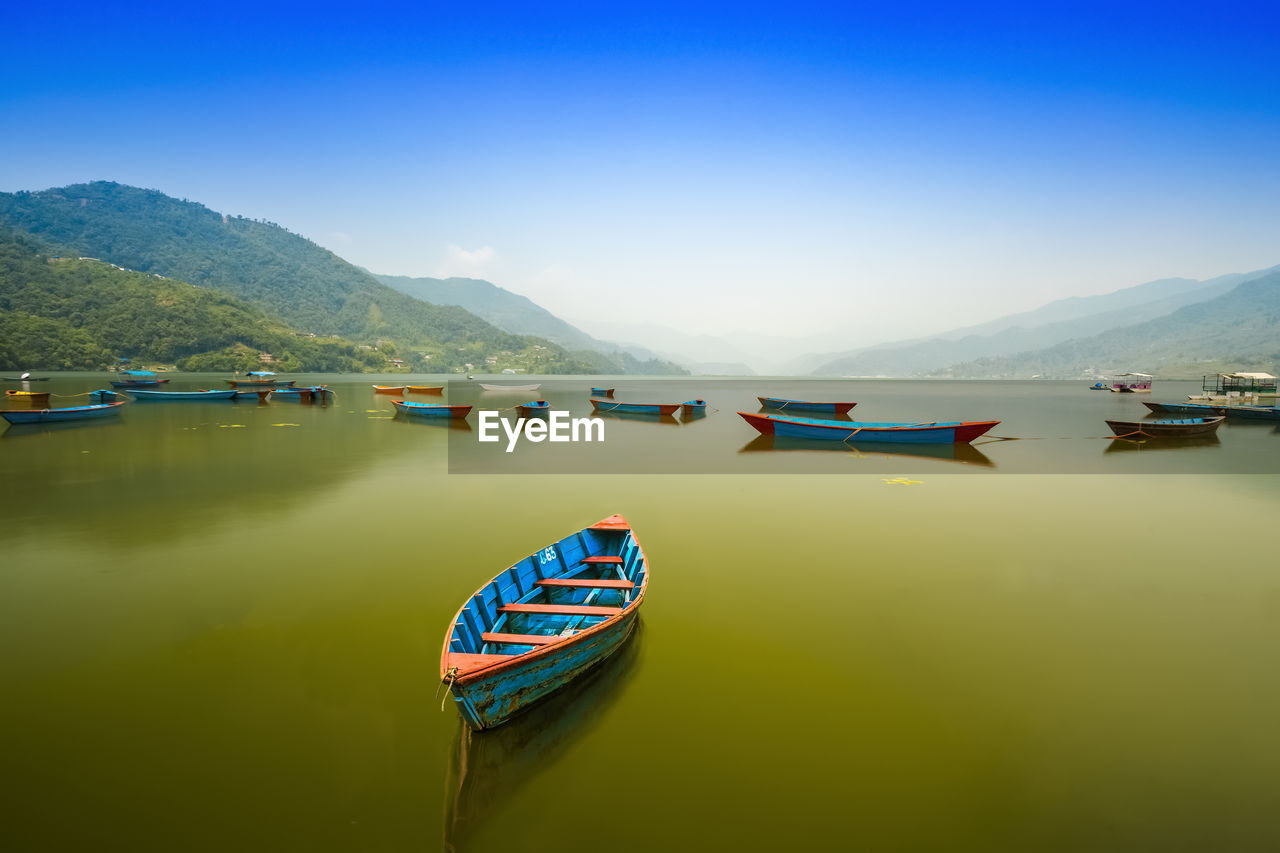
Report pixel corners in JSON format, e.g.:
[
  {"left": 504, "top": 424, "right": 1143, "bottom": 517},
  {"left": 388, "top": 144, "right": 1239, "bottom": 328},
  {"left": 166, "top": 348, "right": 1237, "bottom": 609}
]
[{"left": 479, "top": 383, "right": 541, "bottom": 392}]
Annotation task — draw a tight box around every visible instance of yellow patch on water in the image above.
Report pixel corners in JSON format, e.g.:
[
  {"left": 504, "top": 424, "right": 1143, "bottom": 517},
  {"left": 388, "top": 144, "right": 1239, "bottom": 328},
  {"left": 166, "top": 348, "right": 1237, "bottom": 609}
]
[
  {"left": 218, "top": 424, "right": 247, "bottom": 429},
  {"left": 271, "top": 423, "right": 301, "bottom": 427},
  {"left": 882, "top": 477, "right": 923, "bottom": 485}
]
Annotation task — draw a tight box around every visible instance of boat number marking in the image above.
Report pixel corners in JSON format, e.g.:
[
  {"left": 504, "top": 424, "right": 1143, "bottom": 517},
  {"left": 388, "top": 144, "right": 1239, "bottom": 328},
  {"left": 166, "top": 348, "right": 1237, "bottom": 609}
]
[{"left": 537, "top": 547, "right": 557, "bottom": 565}]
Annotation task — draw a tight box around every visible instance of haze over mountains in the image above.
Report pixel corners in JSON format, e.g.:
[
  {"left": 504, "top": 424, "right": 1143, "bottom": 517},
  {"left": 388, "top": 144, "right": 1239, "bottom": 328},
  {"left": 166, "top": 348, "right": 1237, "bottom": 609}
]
[{"left": 0, "top": 181, "right": 1275, "bottom": 378}]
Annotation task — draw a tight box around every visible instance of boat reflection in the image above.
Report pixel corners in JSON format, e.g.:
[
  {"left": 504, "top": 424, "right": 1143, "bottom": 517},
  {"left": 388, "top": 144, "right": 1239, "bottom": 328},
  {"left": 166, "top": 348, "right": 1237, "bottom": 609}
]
[
  {"left": 442, "top": 622, "right": 643, "bottom": 852},
  {"left": 737, "top": 434, "right": 996, "bottom": 467},
  {"left": 1104, "top": 434, "right": 1222, "bottom": 453},
  {"left": 591, "top": 410, "right": 682, "bottom": 426},
  {"left": 1, "top": 417, "right": 128, "bottom": 439},
  {"left": 392, "top": 413, "right": 474, "bottom": 431},
  {"left": 756, "top": 406, "right": 854, "bottom": 421}
]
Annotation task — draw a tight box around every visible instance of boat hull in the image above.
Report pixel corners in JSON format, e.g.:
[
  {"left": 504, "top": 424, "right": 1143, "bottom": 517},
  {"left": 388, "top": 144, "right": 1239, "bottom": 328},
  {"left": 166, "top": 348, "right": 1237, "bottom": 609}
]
[
  {"left": 590, "top": 399, "right": 680, "bottom": 415},
  {"left": 392, "top": 400, "right": 472, "bottom": 419},
  {"left": 406, "top": 385, "right": 444, "bottom": 393},
  {"left": 479, "top": 383, "right": 541, "bottom": 392},
  {"left": 450, "top": 607, "right": 639, "bottom": 730},
  {"left": 126, "top": 389, "right": 239, "bottom": 401},
  {"left": 590, "top": 387, "right": 615, "bottom": 397},
  {"left": 739, "top": 411, "right": 999, "bottom": 444},
  {"left": 1143, "top": 401, "right": 1280, "bottom": 420},
  {"left": 1106, "top": 417, "right": 1225, "bottom": 437},
  {"left": 758, "top": 397, "right": 856, "bottom": 414},
  {"left": 2, "top": 402, "right": 125, "bottom": 424}
]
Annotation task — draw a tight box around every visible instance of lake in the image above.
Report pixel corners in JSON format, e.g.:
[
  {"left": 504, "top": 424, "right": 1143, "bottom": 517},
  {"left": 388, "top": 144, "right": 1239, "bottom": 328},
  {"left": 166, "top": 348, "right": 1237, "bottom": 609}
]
[{"left": 2, "top": 374, "right": 1279, "bottom": 851}]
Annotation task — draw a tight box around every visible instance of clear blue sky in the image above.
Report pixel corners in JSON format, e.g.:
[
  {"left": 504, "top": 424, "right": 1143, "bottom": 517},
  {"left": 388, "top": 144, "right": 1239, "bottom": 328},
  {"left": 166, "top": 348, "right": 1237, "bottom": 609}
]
[{"left": 3, "top": 1, "right": 1279, "bottom": 343}]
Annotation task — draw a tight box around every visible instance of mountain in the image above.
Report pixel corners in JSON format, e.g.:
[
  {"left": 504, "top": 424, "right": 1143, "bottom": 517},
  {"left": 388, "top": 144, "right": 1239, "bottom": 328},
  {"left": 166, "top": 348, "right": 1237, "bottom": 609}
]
[
  {"left": 0, "top": 182, "right": 624, "bottom": 373},
  {"left": 808, "top": 267, "right": 1277, "bottom": 376},
  {"left": 939, "top": 271, "right": 1280, "bottom": 379},
  {"left": 0, "top": 227, "right": 388, "bottom": 372}
]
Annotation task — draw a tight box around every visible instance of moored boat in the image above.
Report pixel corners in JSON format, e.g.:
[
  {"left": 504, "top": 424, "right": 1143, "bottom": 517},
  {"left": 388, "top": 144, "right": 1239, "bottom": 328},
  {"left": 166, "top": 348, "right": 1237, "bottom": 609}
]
[
  {"left": 1109, "top": 372, "right": 1153, "bottom": 393},
  {"left": 111, "top": 370, "right": 170, "bottom": 388},
  {"left": 479, "top": 383, "right": 541, "bottom": 392},
  {"left": 124, "top": 389, "right": 239, "bottom": 401},
  {"left": 5, "top": 390, "right": 51, "bottom": 406},
  {"left": 407, "top": 385, "right": 444, "bottom": 394},
  {"left": 270, "top": 386, "right": 334, "bottom": 402},
  {"left": 757, "top": 397, "right": 856, "bottom": 414},
  {"left": 1, "top": 401, "right": 126, "bottom": 424},
  {"left": 373, "top": 385, "right": 406, "bottom": 394},
  {"left": 1143, "top": 401, "right": 1280, "bottom": 420},
  {"left": 589, "top": 399, "right": 680, "bottom": 416},
  {"left": 440, "top": 514, "right": 647, "bottom": 730},
  {"left": 1106, "top": 416, "right": 1225, "bottom": 438},
  {"left": 739, "top": 411, "right": 999, "bottom": 444},
  {"left": 391, "top": 400, "right": 472, "bottom": 419},
  {"left": 590, "top": 387, "right": 615, "bottom": 397},
  {"left": 680, "top": 399, "right": 708, "bottom": 415},
  {"left": 514, "top": 400, "right": 551, "bottom": 417}
]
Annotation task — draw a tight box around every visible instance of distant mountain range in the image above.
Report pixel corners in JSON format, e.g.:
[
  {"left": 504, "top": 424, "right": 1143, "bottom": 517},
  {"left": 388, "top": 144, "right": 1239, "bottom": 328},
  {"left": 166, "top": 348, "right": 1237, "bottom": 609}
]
[{"left": 809, "top": 268, "right": 1277, "bottom": 376}]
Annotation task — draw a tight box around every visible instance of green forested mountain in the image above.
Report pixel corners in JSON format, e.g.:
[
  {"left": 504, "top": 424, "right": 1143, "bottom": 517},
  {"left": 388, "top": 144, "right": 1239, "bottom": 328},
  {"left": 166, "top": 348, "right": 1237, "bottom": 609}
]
[
  {"left": 0, "top": 182, "right": 637, "bottom": 373},
  {"left": 0, "top": 228, "right": 389, "bottom": 371},
  {"left": 938, "top": 271, "right": 1280, "bottom": 379}
]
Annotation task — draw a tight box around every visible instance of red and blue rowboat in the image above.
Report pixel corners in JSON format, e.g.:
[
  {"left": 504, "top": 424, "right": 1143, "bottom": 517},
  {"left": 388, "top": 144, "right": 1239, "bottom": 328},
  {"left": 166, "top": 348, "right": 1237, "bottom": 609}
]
[
  {"left": 392, "top": 400, "right": 472, "bottom": 419},
  {"left": 758, "top": 397, "right": 856, "bottom": 414},
  {"left": 2, "top": 401, "right": 126, "bottom": 424},
  {"left": 441, "top": 514, "right": 647, "bottom": 730},
  {"left": 590, "top": 387, "right": 615, "bottom": 397},
  {"left": 739, "top": 411, "right": 999, "bottom": 444},
  {"left": 1143, "top": 400, "right": 1280, "bottom": 421},
  {"left": 590, "top": 399, "right": 680, "bottom": 415},
  {"left": 681, "top": 399, "right": 708, "bottom": 415}
]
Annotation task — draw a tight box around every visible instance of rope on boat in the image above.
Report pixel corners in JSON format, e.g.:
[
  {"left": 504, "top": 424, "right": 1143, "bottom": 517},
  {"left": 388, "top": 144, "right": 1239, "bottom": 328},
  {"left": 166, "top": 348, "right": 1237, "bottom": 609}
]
[
  {"left": 437, "top": 666, "right": 460, "bottom": 711},
  {"left": 840, "top": 427, "right": 864, "bottom": 444}
]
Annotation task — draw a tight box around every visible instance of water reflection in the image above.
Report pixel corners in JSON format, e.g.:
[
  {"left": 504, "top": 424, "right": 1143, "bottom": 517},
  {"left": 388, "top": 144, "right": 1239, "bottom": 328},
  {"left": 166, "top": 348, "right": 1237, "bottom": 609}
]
[
  {"left": 1, "top": 417, "right": 128, "bottom": 440},
  {"left": 1104, "top": 434, "right": 1223, "bottom": 453},
  {"left": 442, "top": 623, "right": 643, "bottom": 852},
  {"left": 737, "top": 434, "right": 996, "bottom": 467},
  {"left": 392, "top": 413, "right": 474, "bottom": 432},
  {"left": 592, "top": 410, "right": 682, "bottom": 426}
]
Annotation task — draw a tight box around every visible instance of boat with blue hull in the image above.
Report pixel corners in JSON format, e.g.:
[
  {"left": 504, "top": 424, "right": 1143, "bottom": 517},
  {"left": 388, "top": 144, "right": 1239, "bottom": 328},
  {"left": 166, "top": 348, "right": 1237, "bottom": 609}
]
[
  {"left": 111, "top": 370, "right": 170, "bottom": 388},
  {"left": 270, "top": 386, "right": 334, "bottom": 403},
  {"left": 514, "top": 400, "right": 551, "bottom": 417},
  {"left": 1143, "top": 401, "right": 1280, "bottom": 421},
  {"left": 1106, "top": 416, "right": 1225, "bottom": 437},
  {"left": 392, "top": 400, "right": 472, "bottom": 419},
  {"left": 590, "top": 387, "right": 615, "bottom": 397},
  {"left": 2, "top": 401, "right": 126, "bottom": 424},
  {"left": 680, "top": 399, "right": 708, "bottom": 416},
  {"left": 124, "top": 389, "right": 239, "bottom": 401},
  {"left": 590, "top": 399, "right": 680, "bottom": 415},
  {"left": 739, "top": 411, "right": 999, "bottom": 444},
  {"left": 758, "top": 397, "right": 857, "bottom": 414},
  {"left": 441, "top": 514, "right": 648, "bottom": 730}
]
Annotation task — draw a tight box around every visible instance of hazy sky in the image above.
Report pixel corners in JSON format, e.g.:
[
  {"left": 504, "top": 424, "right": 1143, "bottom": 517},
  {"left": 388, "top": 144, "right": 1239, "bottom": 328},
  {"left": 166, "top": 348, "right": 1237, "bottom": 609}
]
[{"left": 3, "top": 2, "right": 1279, "bottom": 343}]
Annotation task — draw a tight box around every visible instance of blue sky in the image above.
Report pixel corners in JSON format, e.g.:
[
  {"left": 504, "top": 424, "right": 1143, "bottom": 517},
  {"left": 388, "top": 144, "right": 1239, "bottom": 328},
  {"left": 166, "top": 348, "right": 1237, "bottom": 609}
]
[{"left": 3, "top": 2, "right": 1279, "bottom": 343}]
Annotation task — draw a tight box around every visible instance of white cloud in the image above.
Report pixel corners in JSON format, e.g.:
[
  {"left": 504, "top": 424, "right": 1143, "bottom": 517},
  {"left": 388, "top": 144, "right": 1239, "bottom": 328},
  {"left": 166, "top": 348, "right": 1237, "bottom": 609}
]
[{"left": 437, "top": 244, "right": 498, "bottom": 277}]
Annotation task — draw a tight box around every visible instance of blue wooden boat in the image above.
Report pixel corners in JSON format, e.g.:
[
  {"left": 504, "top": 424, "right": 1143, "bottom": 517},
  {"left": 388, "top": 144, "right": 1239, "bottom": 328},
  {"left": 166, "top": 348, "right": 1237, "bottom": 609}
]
[
  {"left": 758, "top": 396, "right": 856, "bottom": 414},
  {"left": 2, "top": 401, "right": 126, "bottom": 424},
  {"left": 392, "top": 400, "right": 472, "bottom": 419},
  {"left": 1106, "top": 416, "right": 1224, "bottom": 437},
  {"left": 1143, "top": 401, "right": 1280, "bottom": 421},
  {"left": 270, "top": 386, "right": 334, "bottom": 402},
  {"left": 590, "top": 387, "right": 615, "bottom": 397},
  {"left": 440, "top": 514, "right": 647, "bottom": 730},
  {"left": 739, "top": 411, "right": 1000, "bottom": 444},
  {"left": 514, "top": 399, "right": 551, "bottom": 417},
  {"left": 589, "top": 398, "right": 680, "bottom": 415},
  {"left": 680, "top": 399, "right": 707, "bottom": 415},
  {"left": 231, "top": 388, "right": 273, "bottom": 401},
  {"left": 111, "top": 370, "right": 170, "bottom": 388},
  {"left": 125, "top": 389, "right": 239, "bottom": 401}
]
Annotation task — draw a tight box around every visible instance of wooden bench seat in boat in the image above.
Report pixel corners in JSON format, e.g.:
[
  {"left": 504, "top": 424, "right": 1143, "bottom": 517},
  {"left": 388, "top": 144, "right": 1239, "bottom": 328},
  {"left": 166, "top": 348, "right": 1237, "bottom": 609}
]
[
  {"left": 536, "top": 578, "right": 634, "bottom": 590},
  {"left": 577, "top": 556, "right": 623, "bottom": 566},
  {"left": 497, "top": 603, "right": 623, "bottom": 617},
  {"left": 481, "top": 632, "right": 560, "bottom": 646}
]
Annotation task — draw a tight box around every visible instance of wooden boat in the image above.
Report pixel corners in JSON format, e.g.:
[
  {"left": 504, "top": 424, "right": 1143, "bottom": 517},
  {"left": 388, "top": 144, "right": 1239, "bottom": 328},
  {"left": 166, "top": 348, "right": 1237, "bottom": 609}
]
[
  {"left": 407, "top": 385, "right": 444, "bottom": 394},
  {"left": 1143, "top": 401, "right": 1280, "bottom": 421},
  {"left": 1106, "top": 416, "right": 1225, "bottom": 438},
  {"left": 680, "top": 399, "right": 707, "bottom": 416},
  {"left": 739, "top": 412, "right": 1000, "bottom": 444},
  {"left": 589, "top": 399, "right": 680, "bottom": 415},
  {"left": 125, "top": 389, "right": 238, "bottom": 401},
  {"left": 270, "top": 386, "right": 333, "bottom": 402},
  {"left": 514, "top": 400, "right": 551, "bottom": 417},
  {"left": 231, "top": 389, "right": 273, "bottom": 401},
  {"left": 479, "top": 383, "right": 541, "bottom": 392},
  {"left": 112, "top": 370, "right": 171, "bottom": 388},
  {"left": 373, "top": 385, "right": 406, "bottom": 394},
  {"left": 5, "top": 390, "right": 51, "bottom": 406},
  {"left": 440, "top": 514, "right": 647, "bottom": 730},
  {"left": 2, "top": 401, "right": 126, "bottom": 424},
  {"left": 3, "top": 376, "right": 48, "bottom": 381},
  {"left": 590, "top": 387, "right": 615, "bottom": 397},
  {"left": 391, "top": 400, "right": 472, "bottom": 419},
  {"left": 758, "top": 397, "right": 856, "bottom": 414}
]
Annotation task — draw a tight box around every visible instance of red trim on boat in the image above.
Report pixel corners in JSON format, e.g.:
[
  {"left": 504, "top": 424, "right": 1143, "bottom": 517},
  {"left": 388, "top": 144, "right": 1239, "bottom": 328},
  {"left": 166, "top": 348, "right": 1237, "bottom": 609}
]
[{"left": 737, "top": 412, "right": 776, "bottom": 434}]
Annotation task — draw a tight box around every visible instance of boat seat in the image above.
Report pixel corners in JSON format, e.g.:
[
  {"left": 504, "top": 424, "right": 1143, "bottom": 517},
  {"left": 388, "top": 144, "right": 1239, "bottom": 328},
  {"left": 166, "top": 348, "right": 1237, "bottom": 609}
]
[
  {"left": 498, "top": 603, "right": 622, "bottom": 616},
  {"left": 577, "top": 556, "right": 623, "bottom": 565},
  {"left": 536, "top": 578, "right": 633, "bottom": 590},
  {"left": 481, "top": 632, "right": 559, "bottom": 646}
]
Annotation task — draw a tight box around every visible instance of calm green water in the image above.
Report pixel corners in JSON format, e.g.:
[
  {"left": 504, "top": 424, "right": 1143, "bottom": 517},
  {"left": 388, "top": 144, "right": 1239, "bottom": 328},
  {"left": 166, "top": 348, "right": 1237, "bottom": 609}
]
[{"left": 3, "top": 375, "right": 1279, "bottom": 851}]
